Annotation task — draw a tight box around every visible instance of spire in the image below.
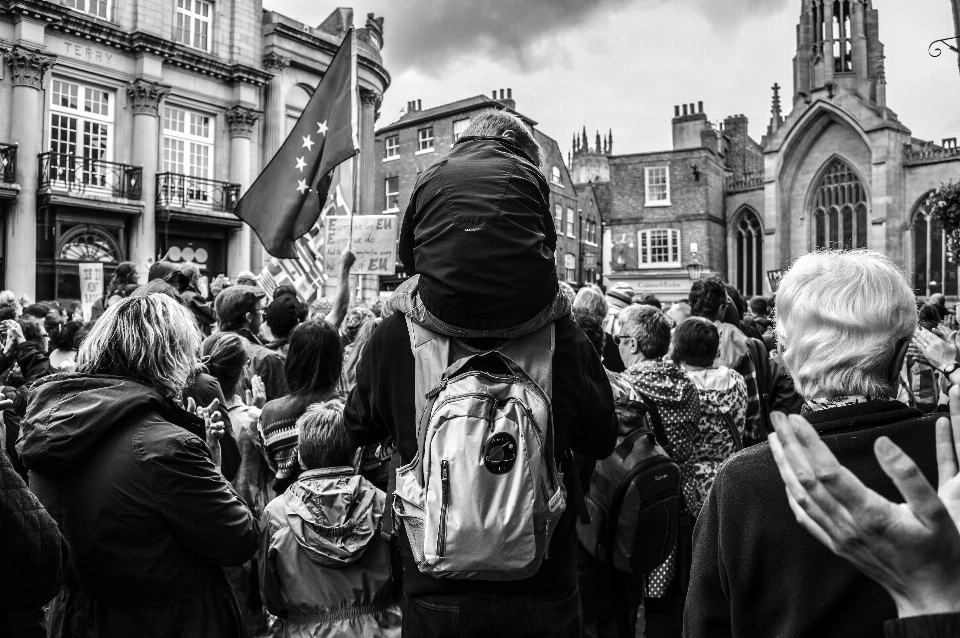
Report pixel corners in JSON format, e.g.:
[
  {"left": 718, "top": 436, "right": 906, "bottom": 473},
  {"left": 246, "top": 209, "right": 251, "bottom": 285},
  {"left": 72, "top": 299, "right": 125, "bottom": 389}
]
[
  {"left": 595, "top": 131, "right": 602, "bottom": 154},
  {"left": 769, "top": 82, "right": 784, "bottom": 136},
  {"left": 572, "top": 133, "right": 578, "bottom": 154},
  {"left": 608, "top": 129, "right": 613, "bottom": 154},
  {"left": 582, "top": 126, "right": 588, "bottom": 153}
]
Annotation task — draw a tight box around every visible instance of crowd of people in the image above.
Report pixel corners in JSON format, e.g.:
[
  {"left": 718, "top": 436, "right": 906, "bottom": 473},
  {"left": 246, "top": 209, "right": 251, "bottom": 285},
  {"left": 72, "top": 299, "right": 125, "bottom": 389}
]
[{"left": 2, "top": 108, "right": 960, "bottom": 638}]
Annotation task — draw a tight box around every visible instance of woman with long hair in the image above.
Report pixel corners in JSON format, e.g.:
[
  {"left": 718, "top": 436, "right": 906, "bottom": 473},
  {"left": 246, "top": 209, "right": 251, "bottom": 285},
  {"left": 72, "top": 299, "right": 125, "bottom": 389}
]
[
  {"left": 19, "top": 294, "right": 259, "bottom": 638},
  {"left": 259, "top": 319, "right": 343, "bottom": 495}
]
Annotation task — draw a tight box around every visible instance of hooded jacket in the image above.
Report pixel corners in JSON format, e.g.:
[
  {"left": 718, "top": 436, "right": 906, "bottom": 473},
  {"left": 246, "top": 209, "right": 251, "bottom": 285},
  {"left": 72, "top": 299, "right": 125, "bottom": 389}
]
[
  {"left": 398, "top": 136, "right": 558, "bottom": 330},
  {"left": 19, "top": 373, "right": 259, "bottom": 638},
  {"left": 260, "top": 468, "right": 400, "bottom": 638}
]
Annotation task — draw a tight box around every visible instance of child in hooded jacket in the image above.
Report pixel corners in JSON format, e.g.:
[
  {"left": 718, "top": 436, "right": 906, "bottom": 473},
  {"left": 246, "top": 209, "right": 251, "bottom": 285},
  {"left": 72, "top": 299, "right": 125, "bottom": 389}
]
[{"left": 259, "top": 401, "right": 401, "bottom": 638}]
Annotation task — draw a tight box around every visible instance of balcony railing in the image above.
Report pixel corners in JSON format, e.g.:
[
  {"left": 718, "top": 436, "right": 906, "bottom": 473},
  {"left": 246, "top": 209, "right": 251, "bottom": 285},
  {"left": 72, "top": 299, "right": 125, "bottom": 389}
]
[
  {"left": 38, "top": 152, "right": 142, "bottom": 200},
  {"left": 156, "top": 172, "right": 240, "bottom": 214},
  {"left": 0, "top": 144, "right": 16, "bottom": 184}
]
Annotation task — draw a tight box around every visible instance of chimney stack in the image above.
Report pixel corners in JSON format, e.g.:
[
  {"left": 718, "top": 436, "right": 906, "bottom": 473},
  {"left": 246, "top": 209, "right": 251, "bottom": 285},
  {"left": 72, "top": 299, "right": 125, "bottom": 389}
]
[
  {"left": 698, "top": 101, "right": 703, "bottom": 113},
  {"left": 417, "top": 99, "right": 421, "bottom": 111},
  {"left": 674, "top": 105, "right": 680, "bottom": 117},
  {"left": 495, "top": 87, "right": 516, "bottom": 110},
  {"left": 683, "top": 104, "right": 689, "bottom": 116}
]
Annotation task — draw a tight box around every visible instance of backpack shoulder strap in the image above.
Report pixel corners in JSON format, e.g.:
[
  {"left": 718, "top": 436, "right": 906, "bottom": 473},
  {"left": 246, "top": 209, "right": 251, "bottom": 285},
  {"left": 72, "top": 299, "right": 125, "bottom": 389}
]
[
  {"left": 496, "top": 322, "right": 555, "bottom": 401},
  {"left": 406, "top": 315, "right": 452, "bottom": 424},
  {"left": 720, "top": 410, "right": 744, "bottom": 452}
]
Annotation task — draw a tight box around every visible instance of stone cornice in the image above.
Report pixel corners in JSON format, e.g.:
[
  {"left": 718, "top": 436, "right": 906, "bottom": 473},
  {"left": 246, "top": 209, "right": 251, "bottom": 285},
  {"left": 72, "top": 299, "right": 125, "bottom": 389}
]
[
  {"left": 225, "top": 105, "right": 262, "bottom": 138},
  {"left": 126, "top": 78, "right": 171, "bottom": 116},
  {"left": 3, "top": 45, "right": 55, "bottom": 89}
]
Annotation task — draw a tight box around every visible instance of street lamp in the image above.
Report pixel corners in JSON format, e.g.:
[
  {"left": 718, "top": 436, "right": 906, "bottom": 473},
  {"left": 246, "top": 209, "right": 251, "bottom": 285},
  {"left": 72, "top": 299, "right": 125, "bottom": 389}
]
[{"left": 687, "top": 251, "right": 703, "bottom": 281}]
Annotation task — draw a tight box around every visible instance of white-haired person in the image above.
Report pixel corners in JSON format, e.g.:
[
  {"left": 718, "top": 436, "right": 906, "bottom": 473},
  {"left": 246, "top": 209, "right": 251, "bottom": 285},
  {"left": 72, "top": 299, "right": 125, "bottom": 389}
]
[
  {"left": 574, "top": 286, "right": 625, "bottom": 373},
  {"left": 685, "top": 250, "right": 939, "bottom": 638},
  {"left": 260, "top": 401, "right": 401, "bottom": 638},
  {"left": 19, "top": 294, "right": 260, "bottom": 638}
]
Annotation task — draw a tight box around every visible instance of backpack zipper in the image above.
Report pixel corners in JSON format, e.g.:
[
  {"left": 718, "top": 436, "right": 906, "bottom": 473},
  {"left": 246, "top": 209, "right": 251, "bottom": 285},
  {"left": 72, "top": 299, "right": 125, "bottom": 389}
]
[{"left": 438, "top": 459, "right": 450, "bottom": 558}]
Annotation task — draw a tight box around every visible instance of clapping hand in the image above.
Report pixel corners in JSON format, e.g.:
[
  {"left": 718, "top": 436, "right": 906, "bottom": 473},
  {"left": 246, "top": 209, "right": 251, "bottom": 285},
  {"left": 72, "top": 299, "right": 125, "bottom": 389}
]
[
  {"left": 768, "top": 391, "right": 960, "bottom": 619},
  {"left": 913, "top": 328, "right": 958, "bottom": 372},
  {"left": 244, "top": 375, "right": 267, "bottom": 409},
  {"left": 186, "top": 397, "right": 224, "bottom": 470}
]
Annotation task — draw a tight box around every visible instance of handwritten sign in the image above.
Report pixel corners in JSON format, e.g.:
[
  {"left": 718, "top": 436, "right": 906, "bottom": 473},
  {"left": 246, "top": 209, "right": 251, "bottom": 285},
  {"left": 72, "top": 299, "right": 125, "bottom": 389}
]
[
  {"left": 78, "top": 263, "right": 104, "bottom": 321},
  {"left": 324, "top": 215, "right": 397, "bottom": 275}
]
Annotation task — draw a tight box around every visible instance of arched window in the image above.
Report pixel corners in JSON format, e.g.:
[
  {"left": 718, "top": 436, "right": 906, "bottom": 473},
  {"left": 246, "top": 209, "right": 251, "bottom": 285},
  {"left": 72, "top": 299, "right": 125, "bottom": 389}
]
[
  {"left": 58, "top": 226, "right": 121, "bottom": 262},
  {"left": 913, "top": 195, "right": 958, "bottom": 297},
  {"left": 812, "top": 158, "right": 868, "bottom": 250},
  {"left": 735, "top": 208, "right": 763, "bottom": 297}
]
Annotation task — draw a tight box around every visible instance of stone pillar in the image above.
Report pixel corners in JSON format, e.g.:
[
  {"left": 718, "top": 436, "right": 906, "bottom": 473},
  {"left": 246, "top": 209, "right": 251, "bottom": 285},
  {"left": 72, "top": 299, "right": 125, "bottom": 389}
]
[
  {"left": 126, "top": 79, "right": 170, "bottom": 281},
  {"left": 260, "top": 52, "right": 289, "bottom": 268},
  {"left": 358, "top": 89, "right": 381, "bottom": 216},
  {"left": 4, "top": 46, "right": 54, "bottom": 299},
  {"left": 225, "top": 105, "right": 261, "bottom": 277},
  {"left": 851, "top": 0, "right": 869, "bottom": 94},
  {"left": 822, "top": 0, "right": 835, "bottom": 86}
]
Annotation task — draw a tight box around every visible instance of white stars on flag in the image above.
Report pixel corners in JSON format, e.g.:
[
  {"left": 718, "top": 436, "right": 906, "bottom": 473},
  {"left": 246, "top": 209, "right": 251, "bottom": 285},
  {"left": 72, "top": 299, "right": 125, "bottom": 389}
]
[
  {"left": 301, "top": 135, "right": 314, "bottom": 151},
  {"left": 295, "top": 179, "right": 309, "bottom": 194},
  {"left": 295, "top": 156, "right": 307, "bottom": 172},
  {"left": 317, "top": 120, "right": 328, "bottom": 136}
]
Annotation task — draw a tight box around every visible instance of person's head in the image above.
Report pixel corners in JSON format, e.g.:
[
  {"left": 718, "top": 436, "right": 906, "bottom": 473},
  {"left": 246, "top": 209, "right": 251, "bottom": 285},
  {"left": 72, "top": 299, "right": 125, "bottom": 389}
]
[
  {"left": 571, "top": 306, "right": 605, "bottom": 357},
  {"left": 0, "top": 290, "right": 19, "bottom": 314},
  {"left": 147, "top": 261, "right": 189, "bottom": 292},
  {"left": 215, "top": 285, "right": 266, "bottom": 333},
  {"left": 689, "top": 277, "right": 728, "bottom": 321},
  {"left": 273, "top": 286, "right": 309, "bottom": 322},
  {"left": 200, "top": 332, "right": 247, "bottom": 398},
  {"left": 605, "top": 282, "right": 635, "bottom": 314},
  {"left": 49, "top": 320, "right": 81, "bottom": 353},
  {"left": 285, "top": 320, "right": 343, "bottom": 394},
  {"left": 44, "top": 308, "right": 65, "bottom": 339},
  {"left": 748, "top": 296, "right": 770, "bottom": 318},
  {"left": 18, "top": 316, "right": 48, "bottom": 353},
  {"left": 133, "top": 279, "right": 183, "bottom": 303},
  {"left": 76, "top": 294, "right": 201, "bottom": 400},
  {"left": 296, "top": 400, "right": 356, "bottom": 470},
  {"left": 180, "top": 262, "right": 201, "bottom": 289},
  {"left": 616, "top": 304, "right": 673, "bottom": 367},
  {"left": 265, "top": 294, "right": 302, "bottom": 340},
  {"left": 460, "top": 109, "right": 543, "bottom": 166},
  {"left": 776, "top": 250, "right": 916, "bottom": 400},
  {"left": 22, "top": 302, "right": 51, "bottom": 320},
  {"left": 235, "top": 271, "right": 259, "bottom": 287},
  {"left": 558, "top": 281, "right": 576, "bottom": 306},
  {"left": 0, "top": 306, "right": 17, "bottom": 321},
  {"left": 109, "top": 261, "right": 139, "bottom": 292},
  {"left": 672, "top": 317, "right": 720, "bottom": 368},
  {"left": 370, "top": 300, "right": 383, "bottom": 319},
  {"left": 573, "top": 286, "right": 608, "bottom": 320},
  {"left": 666, "top": 301, "right": 691, "bottom": 327},
  {"left": 342, "top": 306, "right": 375, "bottom": 344},
  {"left": 637, "top": 294, "right": 662, "bottom": 310},
  {"left": 74, "top": 321, "right": 94, "bottom": 350},
  {"left": 931, "top": 293, "right": 947, "bottom": 307}
]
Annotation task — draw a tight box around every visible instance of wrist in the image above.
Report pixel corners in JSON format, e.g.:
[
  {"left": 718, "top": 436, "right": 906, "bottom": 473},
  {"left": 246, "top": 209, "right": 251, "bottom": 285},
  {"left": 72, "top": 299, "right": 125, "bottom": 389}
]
[{"left": 894, "top": 582, "right": 960, "bottom": 618}]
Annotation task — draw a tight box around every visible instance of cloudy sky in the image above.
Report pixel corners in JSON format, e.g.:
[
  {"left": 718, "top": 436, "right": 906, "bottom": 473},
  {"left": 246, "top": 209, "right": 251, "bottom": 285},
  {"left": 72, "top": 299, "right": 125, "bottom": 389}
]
[{"left": 262, "top": 0, "right": 960, "bottom": 156}]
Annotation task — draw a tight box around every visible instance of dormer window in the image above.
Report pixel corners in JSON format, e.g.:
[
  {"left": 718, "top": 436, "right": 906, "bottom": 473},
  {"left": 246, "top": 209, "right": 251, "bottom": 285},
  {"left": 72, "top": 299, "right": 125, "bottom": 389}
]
[{"left": 551, "top": 166, "right": 561, "bottom": 184}]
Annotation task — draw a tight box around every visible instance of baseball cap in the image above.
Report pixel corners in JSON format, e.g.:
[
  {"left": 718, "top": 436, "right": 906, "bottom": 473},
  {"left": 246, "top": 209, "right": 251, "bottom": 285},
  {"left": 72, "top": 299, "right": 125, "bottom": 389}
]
[{"left": 215, "top": 285, "right": 265, "bottom": 325}]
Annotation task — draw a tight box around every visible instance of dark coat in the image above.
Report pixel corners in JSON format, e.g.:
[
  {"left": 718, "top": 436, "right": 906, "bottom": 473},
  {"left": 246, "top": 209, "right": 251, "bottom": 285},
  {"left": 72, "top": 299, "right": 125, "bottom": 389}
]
[
  {"left": 684, "top": 400, "right": 939, "bottom": 638},
  {"left": 19, "top": 374, "right": 260, "bottom": 638},
  {"left": 398, "top": 136, "right": 558, "bottom": 330}
]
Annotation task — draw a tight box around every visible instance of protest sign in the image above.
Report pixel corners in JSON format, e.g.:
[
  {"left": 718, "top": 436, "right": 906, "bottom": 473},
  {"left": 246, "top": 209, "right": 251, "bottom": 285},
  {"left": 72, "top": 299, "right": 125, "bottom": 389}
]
[
  {"left": 78, "top": 262, "right": 104, "bottom": 321},
  {"left": 324, "top": 215, "right": 397, "bottom": 275}
]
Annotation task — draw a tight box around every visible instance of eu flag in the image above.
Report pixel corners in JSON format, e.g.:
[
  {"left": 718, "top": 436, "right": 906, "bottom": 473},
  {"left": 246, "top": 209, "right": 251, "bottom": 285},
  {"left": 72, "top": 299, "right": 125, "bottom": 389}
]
[{"left": 236, "top": 29, "right": 359, "bottom": 258}]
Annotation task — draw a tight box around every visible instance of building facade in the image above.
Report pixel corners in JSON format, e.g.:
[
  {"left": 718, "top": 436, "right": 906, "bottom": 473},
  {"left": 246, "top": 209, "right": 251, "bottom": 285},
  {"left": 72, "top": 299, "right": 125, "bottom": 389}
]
[
  {"left": 374, "top": 90, "right": 598, "bottom": 291},
  {"left": 0, "top": 0, "right": 388, "bottom": 301},
  {"left": 578, "top": 0, "right": 960, "bottom": 301}
]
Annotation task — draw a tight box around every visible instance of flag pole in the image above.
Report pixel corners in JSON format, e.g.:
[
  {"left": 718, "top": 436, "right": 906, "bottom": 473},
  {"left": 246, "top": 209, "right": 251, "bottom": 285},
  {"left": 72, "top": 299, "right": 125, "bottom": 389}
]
[{"left": 348, "top": 27, "right": 361, "bottom": 301}]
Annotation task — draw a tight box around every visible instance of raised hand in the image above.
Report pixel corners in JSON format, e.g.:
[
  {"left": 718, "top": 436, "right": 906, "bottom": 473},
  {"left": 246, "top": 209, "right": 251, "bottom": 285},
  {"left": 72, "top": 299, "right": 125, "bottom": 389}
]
[
  {"left": 913, "top": 328, "right": 957, "bottom": 372},
  {"left": 244, "top": 375, "right": 267, "bottom": 409}
]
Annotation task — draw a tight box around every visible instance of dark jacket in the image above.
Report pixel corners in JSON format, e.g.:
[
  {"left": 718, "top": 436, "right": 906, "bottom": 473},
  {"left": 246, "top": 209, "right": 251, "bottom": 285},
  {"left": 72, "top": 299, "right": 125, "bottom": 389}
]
[
  {"left": 183, "top": 371, "right": 242, "bottom": 482},
  {"left": 0, "top": 341, "right": 54, "bottom": 415},
  {"left": 19, "top": 374, "right": 260, "bottom": 638},
  {"left": 684, "top": 400, "right": 939, "bottom": 638},
  {"left": 344, "top": 312, "right": 617, "bottom": 599},
  {"left": 398, "top": 136, "right": 559, "bottom": 330},
  {"left": 1, "top": 442, "right": 69, "bottom": 637},
  {"left": 885, "top": 614, "right": 960, "bottom": 638},
  {"left": 230, "top": 329, "right": 289, "bottom": 402}
]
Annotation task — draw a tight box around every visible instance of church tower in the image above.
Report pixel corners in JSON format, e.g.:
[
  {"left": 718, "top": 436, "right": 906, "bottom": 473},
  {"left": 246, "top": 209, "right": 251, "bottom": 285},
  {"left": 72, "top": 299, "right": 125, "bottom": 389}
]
[
  {"left": 570, "top": 128, "right": 612, "bottom": 185},
  {"left": 793, "top": 0, "right": 884, "bottom": 105}
]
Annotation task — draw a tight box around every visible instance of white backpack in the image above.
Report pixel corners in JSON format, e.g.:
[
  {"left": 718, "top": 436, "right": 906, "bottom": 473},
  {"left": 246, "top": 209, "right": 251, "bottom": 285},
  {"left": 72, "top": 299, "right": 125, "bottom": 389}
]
[{"left": 391, "top": 316, "right": 566, "bottom": 580}]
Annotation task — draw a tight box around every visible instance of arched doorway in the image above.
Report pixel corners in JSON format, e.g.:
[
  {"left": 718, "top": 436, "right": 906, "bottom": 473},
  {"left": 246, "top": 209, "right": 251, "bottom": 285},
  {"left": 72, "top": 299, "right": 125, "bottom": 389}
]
[
  {"left": 812, "top": 157, "right": 868, "bottom": 250},
  {"left": 734, "top": 208, "right": 763, "bottom": 297},
  {"left": 912, "top": 193, "right": 957, "bottom": 297}
]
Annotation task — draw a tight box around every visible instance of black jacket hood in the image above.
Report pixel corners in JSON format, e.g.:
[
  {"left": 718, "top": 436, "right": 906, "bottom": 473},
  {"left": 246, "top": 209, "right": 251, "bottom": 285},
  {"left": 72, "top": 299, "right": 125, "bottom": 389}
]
[{"left": 19, "top": 373, "right": 204, "bottom": 477}]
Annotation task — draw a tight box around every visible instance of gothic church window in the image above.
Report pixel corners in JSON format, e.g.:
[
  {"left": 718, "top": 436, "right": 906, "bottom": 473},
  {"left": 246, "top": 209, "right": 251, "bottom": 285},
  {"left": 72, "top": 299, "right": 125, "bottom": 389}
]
[
  {"left": 735, "top": 209, "right": 763, "bottom": 298},
  {"left": 912, "top": 195, "right": 958, "bottom": 297},
  {"left": 812, "top": 158, "right": 867, "bottom": 250},
  {"left": 810, "top": 0, "right": 853, "bottom": 72}
]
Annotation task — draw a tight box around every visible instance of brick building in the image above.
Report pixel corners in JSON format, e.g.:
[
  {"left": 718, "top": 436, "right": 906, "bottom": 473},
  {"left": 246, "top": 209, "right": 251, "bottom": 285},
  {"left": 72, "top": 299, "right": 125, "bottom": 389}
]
[
  {"left": 0, "top": 0, "right": 389, "bottom": 301},
  {"left": 575, "top": 0, "right": 960, "bottom": 301},
  {"left": 374, "top": 90, "right": 593, "bottom": 291}
]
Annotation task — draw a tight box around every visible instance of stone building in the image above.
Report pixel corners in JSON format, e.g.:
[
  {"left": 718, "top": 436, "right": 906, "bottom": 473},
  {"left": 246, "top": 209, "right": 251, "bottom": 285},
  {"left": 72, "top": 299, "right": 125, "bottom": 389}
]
[
  {"left": 0, "top": 0, "right": 389, "bottom": 301},
  {"left": 374, "top": 90, "right": 598, "bottom": 291},
  {"left": 577, "top": 0, "right": 960, "bottom": 301}
]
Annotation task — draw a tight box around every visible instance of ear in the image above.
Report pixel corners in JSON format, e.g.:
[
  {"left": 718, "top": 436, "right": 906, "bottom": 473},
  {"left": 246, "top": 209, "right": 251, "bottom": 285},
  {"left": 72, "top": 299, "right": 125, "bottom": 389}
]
[
  {"left": 501, "top": 129, "right": 518, "bottom": 142},
  {"left": 888, "top": 337, "right": 911, "bottom": 388}
]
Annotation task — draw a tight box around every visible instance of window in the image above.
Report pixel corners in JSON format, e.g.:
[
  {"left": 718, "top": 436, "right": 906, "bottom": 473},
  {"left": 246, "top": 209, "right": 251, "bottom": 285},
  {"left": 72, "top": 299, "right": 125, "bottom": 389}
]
[
  {"left": 453, "top": 118, "right": 470, "bottom": 142},
  {"left": 49, "top": 78, "right": 113, "bottom": 190},
  {"left": 385, "top": 176, "right": 399, "bottom": 212},
  {"left": 384, "top": 135, "right": 399, "bottom": 159},
  {"left": 564, "top": 254, "right": 576, "bottom": 282},
  {"left": 62, "top": 0, "right": 109, "bottom": 19},
  {"left": 554, "top": 204, "right": 562, "bottom": 230},
  {"left": 734, "top": 208, "right": 764, "bottom": 297},
  {"left": 913, "top": 194, "right": 957, "bottom": 297},
  {"left": 812, "top": 0, "right": 852, "bottom": 73},
  {"left": 812, "top": 157, "right": 867, "bottom": 250},
  {"left": 417, "top": 127, "right": 434, "bottom": 152},
  {"left": 566, "top": 207, "right": 575, "bottom": 238},
  {"left": 162, "top": 105, "right": 214, "bottom": 206},
  {"left": 645, "top": 166, "right": 670, "bottom": 205},
  {"left": 638, "top": 229, "right": 680, "bottom": 268},
  {"left": 174, "top": 0, "right": 211, "bottom": 52},
  {"left": 551, "top": 166, "right": 562, "bottom": 185}
]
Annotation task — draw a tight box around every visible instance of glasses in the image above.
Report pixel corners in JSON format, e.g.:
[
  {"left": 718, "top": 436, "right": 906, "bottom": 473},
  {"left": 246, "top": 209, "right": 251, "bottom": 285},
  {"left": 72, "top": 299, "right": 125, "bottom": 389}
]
[{"left": 613, "top": 334, "right": 634, "bottom": 345}]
